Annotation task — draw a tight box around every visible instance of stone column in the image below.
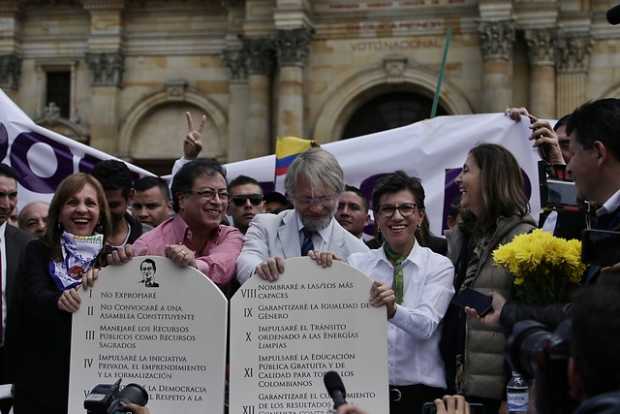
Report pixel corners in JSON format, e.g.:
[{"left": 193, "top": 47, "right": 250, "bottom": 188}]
[
  {"left": 479, "top": 20, "right": 515, "bottom": 113},
  {"left": 85, "top": 52, "right": 124, "bottom": 154},
  {"left": 555, "top": 36, "right": 592, "bottom": 117},
  {"left": 222, "top": 47, "right": 249, "bottom": 162},
  {"left": 275, "top": 28, "right": 312, "bottom": 138},
  {"left": 82, "top": 0, "right": 125, "bottom": 154},
  {"left": 0, "top": 54, "right": 20, "bottom": 92},
  {"left": 0, "top": 0, "right": 22, "bottom": 97},
  {"left": 525, "top": 29, "right": 556, "bottom": 118},
  {"left": 244, "top": 38, "right": 275, "bottom": 158}
]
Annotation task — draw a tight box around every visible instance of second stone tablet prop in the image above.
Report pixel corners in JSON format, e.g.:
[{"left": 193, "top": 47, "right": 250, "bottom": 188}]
[
  {"left": 68, "top": 256, "right": 227, "bottom": 414},
  {"left": 230, "top": 257, "right": 389, "bottom": 414}
]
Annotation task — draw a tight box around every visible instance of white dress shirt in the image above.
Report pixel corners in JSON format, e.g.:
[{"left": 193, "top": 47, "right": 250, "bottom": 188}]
[
  {"left": 236, "top": 209, "right": 368, "bottom": 284},
  {"left": 597, "top": 188, "right": 620, "bottom": 216},
  {"left": 347, "top": 241, "right": 455, "bottom": 387},
  {"left": 295, "top": 212, "right": 335, "bottom": 252}
]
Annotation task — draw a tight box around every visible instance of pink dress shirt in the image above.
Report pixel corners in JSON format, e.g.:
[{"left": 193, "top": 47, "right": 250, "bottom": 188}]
[{"left": 132, "top": 215, "right": 244, "bottom": 286}]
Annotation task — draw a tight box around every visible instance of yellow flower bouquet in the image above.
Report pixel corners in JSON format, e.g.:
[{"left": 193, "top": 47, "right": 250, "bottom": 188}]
[{"left": 493, "top": 229, "right": 585, "bottom": 305}]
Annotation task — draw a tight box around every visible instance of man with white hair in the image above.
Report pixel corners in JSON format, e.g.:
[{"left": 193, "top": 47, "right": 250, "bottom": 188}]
[{"left": 236, "top": 147, "right": 368, "bottom": 284}]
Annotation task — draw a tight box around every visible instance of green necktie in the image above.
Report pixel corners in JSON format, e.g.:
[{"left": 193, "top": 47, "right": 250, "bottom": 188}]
[{"left": 383, "top": 244, "right": 406, "bottom": 304}]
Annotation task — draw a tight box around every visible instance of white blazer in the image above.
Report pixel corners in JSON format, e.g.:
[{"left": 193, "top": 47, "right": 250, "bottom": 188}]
[{"left": 236, "top": 209, "right": 369, "bottom": 284}]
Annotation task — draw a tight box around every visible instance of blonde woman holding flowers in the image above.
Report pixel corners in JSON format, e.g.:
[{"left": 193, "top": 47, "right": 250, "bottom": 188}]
[{"left": 441, "top": 143, "right": 536, "bottom": 413}]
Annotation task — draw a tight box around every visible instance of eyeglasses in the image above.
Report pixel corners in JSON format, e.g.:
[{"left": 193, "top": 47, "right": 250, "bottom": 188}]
[
  {"left": 377, "top": 203, "right": 418, "bottom": 218},
  {"left": 296, "top": 194, "right": 337, "bottom": 206},
  {"left": 231, "top": 194, "right": 264, "bottom": 207},
  {"left": 187, "top": 188, "right": 229, "bottom": 202}
]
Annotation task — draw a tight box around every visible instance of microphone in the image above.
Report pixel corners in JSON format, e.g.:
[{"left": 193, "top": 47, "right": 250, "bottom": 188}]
[
  {"left": 607, "top": 3, "right": 620, "bottom": 25},
  {"left": 323, "top": 371, "right": 348, "bottom": 409}
]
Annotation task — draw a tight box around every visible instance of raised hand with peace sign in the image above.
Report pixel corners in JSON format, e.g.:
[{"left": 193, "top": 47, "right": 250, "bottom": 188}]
[{"left": 184, "top": 111, "right": 207, "bottom": 160}]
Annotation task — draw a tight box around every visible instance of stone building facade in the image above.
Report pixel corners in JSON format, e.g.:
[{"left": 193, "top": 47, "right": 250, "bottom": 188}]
[{"left": 0, "top": 0, "right": 619, "bottom": 174}]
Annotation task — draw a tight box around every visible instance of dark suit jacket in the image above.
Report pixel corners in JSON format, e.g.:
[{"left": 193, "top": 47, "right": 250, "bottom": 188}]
[
  {"left": 126, "top": 212, "right": 146, "bottom": 244},
  {"left": 2, "top": 225, "right": 31, "bottom": 383},
  {"left": 12, "top": 239, "right": 70, "bottom": 413}
]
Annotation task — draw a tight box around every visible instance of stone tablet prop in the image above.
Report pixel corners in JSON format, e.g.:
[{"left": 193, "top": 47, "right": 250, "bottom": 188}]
[
  {"left": 230, "top": 257, "right": 389, "bottom": 414},
  {"left": 68, "top": 256, "right": 227, "bottom": 414}
]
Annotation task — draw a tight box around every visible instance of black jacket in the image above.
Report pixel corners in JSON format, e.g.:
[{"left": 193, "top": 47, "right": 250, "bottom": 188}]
[
  {"left": 2, "top": 225, "right": 31, "bottom": 383},
  {"left": 574, "top": 391, "right": 620, "bottom": 414},
  {"left": 126, "top": 212, "right": 146, "bottom": 244},
  {"left": 12, "top": 239, "right": 71, "bottom": 413}
]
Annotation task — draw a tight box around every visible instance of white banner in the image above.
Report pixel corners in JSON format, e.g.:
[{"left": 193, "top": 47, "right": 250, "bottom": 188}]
[
  {"left": 0, "top": 89, "right": 154, "bottom": 210},
  {"left": 1, "top": 86, "right": 540, "bottom": 234},
  {"left": 226, "top": 114, "right": 541, "bottom": 235}
]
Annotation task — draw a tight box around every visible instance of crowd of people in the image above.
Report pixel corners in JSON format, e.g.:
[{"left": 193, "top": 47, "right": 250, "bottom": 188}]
[{"left": 0, "top": 97, "right": 619, "bottom": 414}]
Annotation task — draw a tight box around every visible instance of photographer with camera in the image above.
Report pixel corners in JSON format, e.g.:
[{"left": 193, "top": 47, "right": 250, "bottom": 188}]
[
  {"left": 506, "top": 107, "right": 586, "bottom": 240},
  {"left": 335, "top": 395, "right": 473, "bottom": 414},
  {"left": 570, "top": 285, "right": 620, "bottom": 414},
  {"left": 84, "top": 379, "right": 150, "bottom": 414},
  {"left": 508, "top": 284, "right": 620, "bottom": 414},
  {"left": 468, "top": 98, "right": 620, "bottom": 332}
]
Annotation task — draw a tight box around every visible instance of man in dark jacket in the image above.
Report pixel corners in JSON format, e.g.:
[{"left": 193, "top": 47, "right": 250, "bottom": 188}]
[
  {"left": 468, "top": 99, "right": 620, "bottom": 332},
  {"left": 0, "top": 164, "right": 31, "bottom": 414},
  {"left": 92, "top": 160, "right": 148, "bottom": 248},
  {"left": 571, "top": 285, "right": 620, "bottom": 414}
]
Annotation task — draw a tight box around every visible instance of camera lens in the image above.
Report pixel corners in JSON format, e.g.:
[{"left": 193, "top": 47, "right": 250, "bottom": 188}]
[{"left": 508, "top": 321, "right": 554, "bottom": 378}]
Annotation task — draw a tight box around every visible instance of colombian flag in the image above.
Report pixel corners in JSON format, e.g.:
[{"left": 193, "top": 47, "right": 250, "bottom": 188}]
[{"left": 274, "top": 136, "right": 316, "bottom": 177}]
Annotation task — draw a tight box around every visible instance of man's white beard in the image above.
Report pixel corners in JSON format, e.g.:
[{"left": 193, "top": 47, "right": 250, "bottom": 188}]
[{"left": 300, "top": 207, "right": 336, "bottom": 232}]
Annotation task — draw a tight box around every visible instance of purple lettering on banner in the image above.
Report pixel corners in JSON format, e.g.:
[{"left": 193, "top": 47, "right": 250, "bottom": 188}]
[
  {"left": 80, "top": 155, "right": 143, "bottom": 184},
  {"left": 78, "top": 153, "right": 103, "bottom": 174},
  {"left": 0, "top": 123, "right": 8, "bottom": 161},
  {"left": 359, "top": 173, "right": 389, "bottom": 209},
  {"left": 10, "top": 131, "right": 73, "bottom": 193},
  {"left": 359, "top": 173, "right": 391, "bottom": 236}
]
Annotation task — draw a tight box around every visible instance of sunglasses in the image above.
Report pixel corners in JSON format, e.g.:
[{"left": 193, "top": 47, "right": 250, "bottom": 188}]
[{"left": 231, "top": 194, "right": 264, "bottom": 207}]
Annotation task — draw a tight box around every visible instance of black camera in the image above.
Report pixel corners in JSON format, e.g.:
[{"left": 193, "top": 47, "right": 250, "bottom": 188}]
[
  {"left": 84, "top": 379, "right": 148, "bottom": 414},
  {"left": 538, "top": 161, "right": 578, "bottom": 209},
  {"left": 582, "top": 229, "right": 620, "bottom": 268},
  {"left": 507, "top": 320, "right": 577, "bottom": 414}
]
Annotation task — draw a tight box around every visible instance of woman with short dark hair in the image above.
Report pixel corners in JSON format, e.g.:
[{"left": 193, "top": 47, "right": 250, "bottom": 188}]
[{"left": 349, "top": 171, "right": 455, "bottom": 414}]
